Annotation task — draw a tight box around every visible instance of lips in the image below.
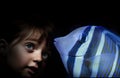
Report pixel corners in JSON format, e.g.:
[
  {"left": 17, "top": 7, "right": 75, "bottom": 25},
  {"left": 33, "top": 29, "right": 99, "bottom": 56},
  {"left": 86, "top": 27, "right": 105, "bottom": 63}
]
[{"left": 27, "top": 66, "right": 38, "bottom": 75}]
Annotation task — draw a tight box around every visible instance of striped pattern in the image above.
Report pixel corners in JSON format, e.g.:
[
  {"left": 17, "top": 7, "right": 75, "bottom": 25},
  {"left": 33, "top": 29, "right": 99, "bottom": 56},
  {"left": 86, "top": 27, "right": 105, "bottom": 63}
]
[{"left": 54, "top": 26, "right": 120, "bottom": 77}]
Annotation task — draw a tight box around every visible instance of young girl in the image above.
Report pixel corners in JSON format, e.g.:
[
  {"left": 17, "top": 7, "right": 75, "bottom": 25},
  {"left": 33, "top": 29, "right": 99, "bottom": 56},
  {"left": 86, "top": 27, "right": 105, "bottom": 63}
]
[{"left": 0, "top": 15, "right": 53, "bottom": 78}]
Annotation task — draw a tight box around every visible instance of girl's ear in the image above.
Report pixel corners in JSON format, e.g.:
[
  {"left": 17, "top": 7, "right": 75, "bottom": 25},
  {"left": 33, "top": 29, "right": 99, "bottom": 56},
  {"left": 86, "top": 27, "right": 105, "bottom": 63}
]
[{"left": 0, "top": 39, "right": 8, "bottom": 53}]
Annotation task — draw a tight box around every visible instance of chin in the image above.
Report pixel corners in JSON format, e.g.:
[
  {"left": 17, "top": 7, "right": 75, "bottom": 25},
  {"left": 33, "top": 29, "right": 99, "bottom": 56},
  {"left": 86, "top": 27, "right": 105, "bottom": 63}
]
[
  {"left": 21, "top": 74, "right": 32, "bottom": 78},
  {"left": 21, "top": 69, "right": 33, "bottom": 78}
]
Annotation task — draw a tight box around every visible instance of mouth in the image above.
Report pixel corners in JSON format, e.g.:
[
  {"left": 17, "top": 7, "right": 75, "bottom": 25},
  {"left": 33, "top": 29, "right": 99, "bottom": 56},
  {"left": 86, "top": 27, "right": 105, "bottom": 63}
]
[
  {"left": 27, "top": 68, "right": 34, "bottom": 75},
  {"left": 27, "top": 67, "right": 38, "bottom": 75}
]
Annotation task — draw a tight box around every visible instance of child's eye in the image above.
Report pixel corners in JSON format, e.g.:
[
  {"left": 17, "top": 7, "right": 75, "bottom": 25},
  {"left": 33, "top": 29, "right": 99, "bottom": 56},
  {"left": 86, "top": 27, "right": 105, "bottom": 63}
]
[
  {"left": 42, "top": 52, "right": 48, "bottom": 60},
  {"left": 25, "top": 42, "right": 35, "bottom": 51}
]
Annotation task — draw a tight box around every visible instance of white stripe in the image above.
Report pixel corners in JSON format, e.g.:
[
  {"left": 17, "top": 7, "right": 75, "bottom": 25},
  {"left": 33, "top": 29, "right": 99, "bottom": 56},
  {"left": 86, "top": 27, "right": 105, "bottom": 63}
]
[
  {"left": 76, "top": 26, "right": 96, "bottom": 56},
  {"left": 73, "top": 57, "right": 84, "bottom": 77},
  {"left": 109, "top": 44, "right": 119, "bottom": 77},
  {"left": 91, "top": 31, "right": 105, "bottom": 77},
  {"left": 105, "top": 30, "right": 120, "bottom": 43},
  {"left": 73, "top": 26, "right": 95, "bottom": 77}
]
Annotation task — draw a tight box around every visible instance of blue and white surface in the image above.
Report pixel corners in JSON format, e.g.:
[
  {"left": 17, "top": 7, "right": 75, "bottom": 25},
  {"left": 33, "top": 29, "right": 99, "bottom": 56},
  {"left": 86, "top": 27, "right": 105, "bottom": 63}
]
[{"left": 54, "top": 26, "right": 120, "bottom": 77}]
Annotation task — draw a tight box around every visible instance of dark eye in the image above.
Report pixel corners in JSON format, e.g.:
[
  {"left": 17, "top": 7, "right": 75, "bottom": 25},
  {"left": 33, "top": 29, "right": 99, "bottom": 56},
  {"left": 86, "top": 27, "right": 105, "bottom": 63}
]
[
  {"left": 42, "top": 52, "right": 48, "bottom": 60},
  {"left": 25, "top": 42, "right": 35, "bottom": 51}
]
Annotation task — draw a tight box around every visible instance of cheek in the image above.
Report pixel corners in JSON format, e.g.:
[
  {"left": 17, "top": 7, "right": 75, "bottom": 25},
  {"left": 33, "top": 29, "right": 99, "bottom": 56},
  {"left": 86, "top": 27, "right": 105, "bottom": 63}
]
[{"left": 8, "top": 45, "right": 31, "bottom": 69}]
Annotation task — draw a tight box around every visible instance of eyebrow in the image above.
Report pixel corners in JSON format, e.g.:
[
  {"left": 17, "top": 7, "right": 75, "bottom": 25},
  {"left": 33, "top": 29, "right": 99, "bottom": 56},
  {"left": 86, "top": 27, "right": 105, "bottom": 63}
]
[
  {"left": 25, "top": 38, "right": 39, "bottom": 42},
  {"left": 25, "top": 38, "right": 45, "bottom": 44},
  {"left": 25, "top": 38, "right": 46, "bottom": 48}
]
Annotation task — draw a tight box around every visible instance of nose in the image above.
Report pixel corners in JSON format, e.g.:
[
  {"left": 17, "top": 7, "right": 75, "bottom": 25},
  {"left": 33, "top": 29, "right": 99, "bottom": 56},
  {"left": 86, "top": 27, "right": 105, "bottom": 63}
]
[
  {"left": 33, "top": 49, "right": 42, "bottom": 62},
  {"left": 28, "top": 49, "right": 43, "bottom": 68}
]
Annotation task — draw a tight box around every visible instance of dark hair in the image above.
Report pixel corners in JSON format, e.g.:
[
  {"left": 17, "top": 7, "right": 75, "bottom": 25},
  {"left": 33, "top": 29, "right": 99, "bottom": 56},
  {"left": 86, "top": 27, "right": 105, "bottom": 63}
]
[{"left": 0, "top": 15, "right": 53, "bottom": 44}]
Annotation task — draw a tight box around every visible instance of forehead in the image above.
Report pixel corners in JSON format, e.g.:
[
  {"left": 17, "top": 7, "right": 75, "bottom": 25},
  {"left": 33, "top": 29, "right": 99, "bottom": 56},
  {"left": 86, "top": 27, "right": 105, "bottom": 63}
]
[
  {"left": 25, "top": 29, "right": 42, "bottom": 40},
  {"left": 11, "top": 27, "right": 46, "bottom": 46},
  {"left": 22, "top": 28, "right": 45, "bottom": 42}
]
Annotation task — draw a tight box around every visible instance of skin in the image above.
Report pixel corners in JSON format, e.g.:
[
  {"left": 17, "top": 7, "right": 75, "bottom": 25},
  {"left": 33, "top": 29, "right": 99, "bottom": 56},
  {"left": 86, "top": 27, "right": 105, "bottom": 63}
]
[{"left": 6, "top": 31, "right": 46, "bottom": 78}]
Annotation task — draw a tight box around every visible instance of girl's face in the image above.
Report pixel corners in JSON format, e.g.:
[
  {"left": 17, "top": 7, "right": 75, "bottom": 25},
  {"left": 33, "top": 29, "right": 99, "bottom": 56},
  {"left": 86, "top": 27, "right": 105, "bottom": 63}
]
[{"left": 7, "top": 30, "right": 47, "bottom": 78}]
